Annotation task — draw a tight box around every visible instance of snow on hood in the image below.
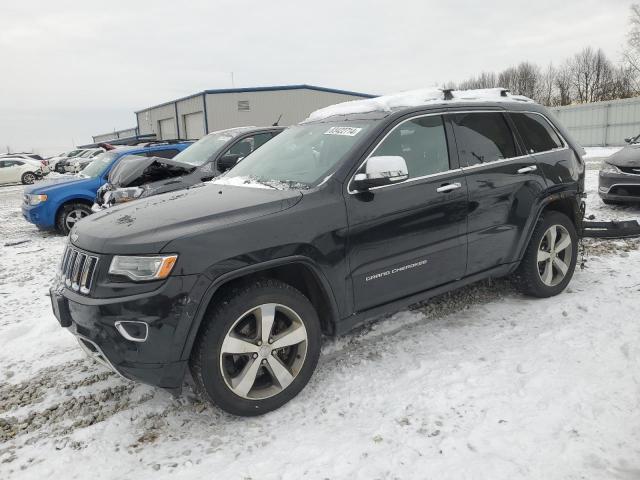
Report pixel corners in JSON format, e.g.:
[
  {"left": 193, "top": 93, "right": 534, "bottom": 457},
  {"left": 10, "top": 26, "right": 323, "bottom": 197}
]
[
  {"left": 304, "top": 87, "right": 534, "bottom": 122},
  {"left": 212, "top": 176, "right": 276, "bottom": 189}
]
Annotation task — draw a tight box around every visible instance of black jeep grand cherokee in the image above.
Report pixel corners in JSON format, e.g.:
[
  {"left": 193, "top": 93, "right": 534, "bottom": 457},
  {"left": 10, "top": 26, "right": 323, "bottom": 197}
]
[{"left": 51, "top": 88, "right": 585, "bottom": 416}]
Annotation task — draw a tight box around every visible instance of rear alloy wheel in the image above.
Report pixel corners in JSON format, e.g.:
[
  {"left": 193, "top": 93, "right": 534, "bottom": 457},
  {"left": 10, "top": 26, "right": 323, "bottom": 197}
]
[
  {"left": 513, "top": 211, "right": 578, "bottom": 298},
  {"left": 21, "top": 172, "right": 36, "bottom": 185},
  {"left": 536, "top": 224, "right": 573, "bottom": 287},
  {"left": 190, "top": 279, "right": 321, "bottom": 416},
  {"left": 56, "top": 203, "right": 92, "bottom": 234}
]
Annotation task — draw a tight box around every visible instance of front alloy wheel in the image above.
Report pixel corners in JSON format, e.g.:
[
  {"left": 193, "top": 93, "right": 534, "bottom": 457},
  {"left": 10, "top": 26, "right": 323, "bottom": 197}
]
[
  {"left": 190, "top": 279, "right": 321, "bottom": 416},
  {"left": 220, "top": 303, "right": 308, "bottom": 400}
]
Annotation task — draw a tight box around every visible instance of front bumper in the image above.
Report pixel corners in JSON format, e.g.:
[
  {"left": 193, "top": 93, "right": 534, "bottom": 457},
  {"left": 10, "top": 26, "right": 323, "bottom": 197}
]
[
  {"left": 598, "top": 171, "right": 640, "bottom": 203},
  {"left": 50, "top": 272, "right": 209, "bottom": 391},
  {"left": 21, "top": 202, "right": 54, "bottom": 228}
]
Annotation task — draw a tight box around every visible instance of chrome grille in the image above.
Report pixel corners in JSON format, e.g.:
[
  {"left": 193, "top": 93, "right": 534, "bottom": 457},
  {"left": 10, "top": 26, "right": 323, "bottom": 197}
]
[
  {"left": 59, "top": 245, "right": 98, "bottom": 294},
  {"left": 619, "top": 166, "right": 640, "bottom": 175}
]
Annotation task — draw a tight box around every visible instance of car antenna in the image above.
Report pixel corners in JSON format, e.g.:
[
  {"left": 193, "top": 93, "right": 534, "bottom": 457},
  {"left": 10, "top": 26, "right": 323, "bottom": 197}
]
[{"left": 272, "top": 113, "right": 283, "bottom": 126}]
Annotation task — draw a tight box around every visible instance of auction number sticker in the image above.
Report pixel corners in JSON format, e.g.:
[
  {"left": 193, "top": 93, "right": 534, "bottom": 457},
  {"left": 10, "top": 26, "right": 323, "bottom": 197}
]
[{"left": 324, "top": 126, "right": 362, "bottom": 136}]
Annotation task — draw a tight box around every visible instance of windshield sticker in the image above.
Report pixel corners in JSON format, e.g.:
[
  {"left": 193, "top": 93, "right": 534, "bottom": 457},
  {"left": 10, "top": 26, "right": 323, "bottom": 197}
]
[{"left": 324, "top": 126, "right": 362, "bottom": 136}]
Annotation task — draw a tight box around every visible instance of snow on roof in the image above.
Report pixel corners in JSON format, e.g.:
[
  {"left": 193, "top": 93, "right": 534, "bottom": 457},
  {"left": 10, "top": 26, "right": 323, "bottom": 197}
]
[{"left": 304, "top": 87, "right": 534, "bottom": 122}]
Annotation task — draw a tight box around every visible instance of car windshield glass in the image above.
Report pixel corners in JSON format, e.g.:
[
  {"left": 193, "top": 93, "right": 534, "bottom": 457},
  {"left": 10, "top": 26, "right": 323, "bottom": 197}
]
[
  {"left": 216, "top": 122, "right": 373, "bottom": 189},
  {"left": 78, "top": 152, "right": 119, "bottom": 178},
  {"left": 66, "top": 149, "right": 82, "bottom": 157},
  {"left": 171, "top": 128, "right": 251, "bottom": 166}
]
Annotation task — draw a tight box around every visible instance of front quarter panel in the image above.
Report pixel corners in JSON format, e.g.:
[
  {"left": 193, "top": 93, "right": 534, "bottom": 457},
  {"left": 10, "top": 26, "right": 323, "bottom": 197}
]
[{"left": 162, "top": 181, "right": 350, "bottom": 317}]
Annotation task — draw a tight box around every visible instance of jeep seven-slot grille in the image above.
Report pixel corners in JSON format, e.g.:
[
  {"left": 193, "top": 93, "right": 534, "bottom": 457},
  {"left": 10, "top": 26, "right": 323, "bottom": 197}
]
[{"left": 59, "top": 245, "right": 98, "bottom": 295}]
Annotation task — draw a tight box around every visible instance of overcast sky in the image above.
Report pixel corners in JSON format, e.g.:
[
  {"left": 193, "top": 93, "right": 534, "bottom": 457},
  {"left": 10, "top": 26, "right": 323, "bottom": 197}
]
[{"left": 0, "top": 0, "right": 632, "bottom": 155}]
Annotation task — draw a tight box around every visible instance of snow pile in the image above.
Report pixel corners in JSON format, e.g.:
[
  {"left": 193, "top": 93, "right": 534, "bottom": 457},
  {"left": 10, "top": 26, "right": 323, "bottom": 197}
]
[{"left": 305, "top": 87, "right": 534, "bottom": 122}]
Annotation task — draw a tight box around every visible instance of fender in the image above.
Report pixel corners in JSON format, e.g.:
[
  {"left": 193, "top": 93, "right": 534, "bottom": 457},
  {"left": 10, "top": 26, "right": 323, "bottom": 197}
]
[
  {"left": 179, "top": 255, "right": 340, "bottom": 360},
  {"left": 510, "top": 188, "right": 581, "bottom": 270}
]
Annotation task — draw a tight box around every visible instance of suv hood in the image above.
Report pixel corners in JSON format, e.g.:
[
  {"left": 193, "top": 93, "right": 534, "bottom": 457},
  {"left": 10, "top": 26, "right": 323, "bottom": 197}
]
[
  {"left": 73, "top": 183, "right": 303, "bottom": 254},
  {"left": 108, "top": 156, "right": 195, "bottom": 187},
  {"left": 23, "top": 175, "right": 90, "bottom": 194},
  {"left": 606, "top": 144, "right": 640, "bottom": 168}
]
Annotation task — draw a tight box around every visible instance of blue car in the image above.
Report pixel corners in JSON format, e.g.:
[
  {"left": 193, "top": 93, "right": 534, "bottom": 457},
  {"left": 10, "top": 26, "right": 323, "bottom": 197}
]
[{"left": 22, "top": 142, "right": 192, "bottom": 234}]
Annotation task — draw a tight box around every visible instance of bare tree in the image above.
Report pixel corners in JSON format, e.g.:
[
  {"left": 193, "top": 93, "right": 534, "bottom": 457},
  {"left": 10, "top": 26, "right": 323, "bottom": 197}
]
[
  {"left": 536, "top": 64, "right": 556, "bottom": 106},
  {"left": 554, "top": 63, "right": 573, "bottom": 106},
  {"left": 568, "top": 47, "right": 616, "bottom": 103}
]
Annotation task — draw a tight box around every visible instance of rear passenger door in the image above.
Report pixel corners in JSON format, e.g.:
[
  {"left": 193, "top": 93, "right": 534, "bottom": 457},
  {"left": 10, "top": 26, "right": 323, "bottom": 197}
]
[
  {"left": 509, "top": 112, "right": 573, "bottom": 189},
  {"left": 346, "top": 114, "right": 468, "bottom": 311},
  {"left": 449, "top": 111, "right": 547, "bottom": 275}
]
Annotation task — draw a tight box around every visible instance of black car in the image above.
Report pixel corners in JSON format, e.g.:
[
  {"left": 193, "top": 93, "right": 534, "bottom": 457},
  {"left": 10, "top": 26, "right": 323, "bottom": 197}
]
[
  {"left": 50, "top": 88, "right": 585, "bottom": 416},
  {"left": 598, "top": 135, "right": 640, "bottom": 204},
  {"left": 93, "top": 127, "right": 284, "bottom": 209}
]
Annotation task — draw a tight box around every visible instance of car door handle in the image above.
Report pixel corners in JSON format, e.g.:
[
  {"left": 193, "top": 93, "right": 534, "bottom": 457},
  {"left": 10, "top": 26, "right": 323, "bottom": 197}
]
[
  {"left": 436, "top": 182, "right": 462, "bottom": 193},
  {"left": 517, "top": 165, "right": 537, "bottom": 174}
]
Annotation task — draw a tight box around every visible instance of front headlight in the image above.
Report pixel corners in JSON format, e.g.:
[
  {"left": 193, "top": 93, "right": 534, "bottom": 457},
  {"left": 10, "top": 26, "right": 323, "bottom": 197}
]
[
  {"left": 27, "top": 194, "right": 48, "bottom": 205},
  {"left": 600, "top": 162, "right": 620, "bottom": 174},
  {"left": 109, "top": 254, "right": 178, "bottom": 281},
  {"left": 112, "top": 187, "right": 145, "bottom": 204}
]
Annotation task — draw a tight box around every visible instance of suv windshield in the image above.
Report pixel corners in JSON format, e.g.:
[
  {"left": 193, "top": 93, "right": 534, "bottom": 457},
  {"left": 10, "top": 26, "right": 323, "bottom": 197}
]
[
  {"left": 78, "top": 152, "right": 119, "bottom": 178},
  {"left": 172, "top": 128, "right": 252, "bottom": 166},
  {"left": 218, "top": 122, "right": 373, "bottom": 188}
]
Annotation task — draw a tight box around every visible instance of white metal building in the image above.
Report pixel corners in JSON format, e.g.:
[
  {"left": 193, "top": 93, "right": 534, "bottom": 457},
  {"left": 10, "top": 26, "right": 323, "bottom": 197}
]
[
  {"left": 550, "top": 96, "right": 640, "bottom": 147},
  {"left": 92, "top": 127, "right": 140, "bottom": 144},
  {"left": 133, "top": 84, "right": 374, "bottom": 141}
]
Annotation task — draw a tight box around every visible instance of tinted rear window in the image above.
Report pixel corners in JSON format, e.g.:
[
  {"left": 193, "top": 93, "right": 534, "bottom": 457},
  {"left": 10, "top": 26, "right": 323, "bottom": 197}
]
[
  {"left": 147, "top": 149, "right": 180, "bottom": 159},
  {"left": 510, "top": 113, "right": 563, "bottom": 154},
  {"left": 450, "top": 112, "right": 517, "bottom": 167}
]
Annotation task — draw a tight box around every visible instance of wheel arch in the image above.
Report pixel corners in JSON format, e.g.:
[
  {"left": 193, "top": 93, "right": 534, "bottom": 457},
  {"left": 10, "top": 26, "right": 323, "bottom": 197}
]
[
  {"left": 514, "top": 191, "right": 582, "bottom": 265},
  {"left": 54, "top": 195, "right": 94, "bottom": 220},
  {"left": 180, "top": 256, "right": 340, "bottom": 360}
]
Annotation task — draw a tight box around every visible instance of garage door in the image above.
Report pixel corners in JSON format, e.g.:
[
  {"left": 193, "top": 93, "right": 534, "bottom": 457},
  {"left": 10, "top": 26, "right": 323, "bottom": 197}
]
[
  {"left": 184, "top": 112, "right": 205, "bottom": 139},
  {"left": 158, "top": 118, "right": 177, "bottom": 140}
]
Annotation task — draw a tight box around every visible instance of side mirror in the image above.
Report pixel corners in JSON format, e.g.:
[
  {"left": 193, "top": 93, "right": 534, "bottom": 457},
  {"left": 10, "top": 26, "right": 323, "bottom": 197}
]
[
  {"left": 625, "top": 137, "right": 632, "bottom": 143},
  {"left": 352, "top": 156, "right": 409, "bottom": 191},
  {"left": 218, "top": 154, "right": 243, "bottom": 172}
]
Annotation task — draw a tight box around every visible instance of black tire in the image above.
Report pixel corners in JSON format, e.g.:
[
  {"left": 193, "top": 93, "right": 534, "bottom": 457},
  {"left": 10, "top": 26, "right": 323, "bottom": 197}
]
[
  {"left": 21, "top": 172, "right": 36, "bottom": 185},
  {"left": 56, "top": 202, "right": 92, "bottom": 234},
  {"left": 190, "top": 279, "right": 321, "bottom": 416},
  {"left": 512, "top": 211, "right": 578, "bottom": 298}
]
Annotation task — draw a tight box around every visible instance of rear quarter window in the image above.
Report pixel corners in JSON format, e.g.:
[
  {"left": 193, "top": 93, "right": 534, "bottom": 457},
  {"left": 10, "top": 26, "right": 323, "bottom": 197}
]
[{"left": 510, "top": 113, "right": 563, "bottom": 154}]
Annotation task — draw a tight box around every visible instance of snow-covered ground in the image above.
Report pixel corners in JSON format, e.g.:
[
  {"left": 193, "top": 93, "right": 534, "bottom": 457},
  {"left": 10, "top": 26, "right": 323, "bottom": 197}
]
[{"left": 0, "top": 163, "right": 639, "bottom": 480}]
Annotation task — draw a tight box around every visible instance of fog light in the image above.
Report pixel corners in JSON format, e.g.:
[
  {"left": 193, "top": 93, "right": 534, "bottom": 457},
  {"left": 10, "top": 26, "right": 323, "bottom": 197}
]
[{"left": 114, "top": 321, "right": 149, "bottom": 342}]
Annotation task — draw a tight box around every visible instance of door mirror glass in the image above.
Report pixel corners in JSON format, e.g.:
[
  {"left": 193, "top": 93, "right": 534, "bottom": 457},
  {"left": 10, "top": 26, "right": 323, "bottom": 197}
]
[{"left": 352, "top": 155, "right": 409, "bottom": 191}]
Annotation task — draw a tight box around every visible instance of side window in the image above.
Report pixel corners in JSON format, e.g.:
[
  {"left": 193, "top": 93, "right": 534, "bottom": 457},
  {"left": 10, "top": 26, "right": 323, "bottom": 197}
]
[
  {"left": 0, "top": 161, "right": 6, "bottom": 168},
  {"left": 147, "top": 149, "right": 179, "bottom": 159},
  {"left": 450, "top": 113, "right": 517, "bottom": 167},
  {"left": 370, "top": 115, "right": 450, "bottom": 178},
  {"left": 510, "top": 113, "right": 563, "bottom": 154},
  {"left": 225, "top": 133, "right": 273, "bottom": 158}
]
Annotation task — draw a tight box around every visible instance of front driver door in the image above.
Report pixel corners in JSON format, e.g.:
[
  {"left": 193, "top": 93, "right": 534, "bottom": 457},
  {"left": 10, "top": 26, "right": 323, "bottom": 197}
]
[{"left": 345, "top": 114, "right": 468, "bottom": 312}]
